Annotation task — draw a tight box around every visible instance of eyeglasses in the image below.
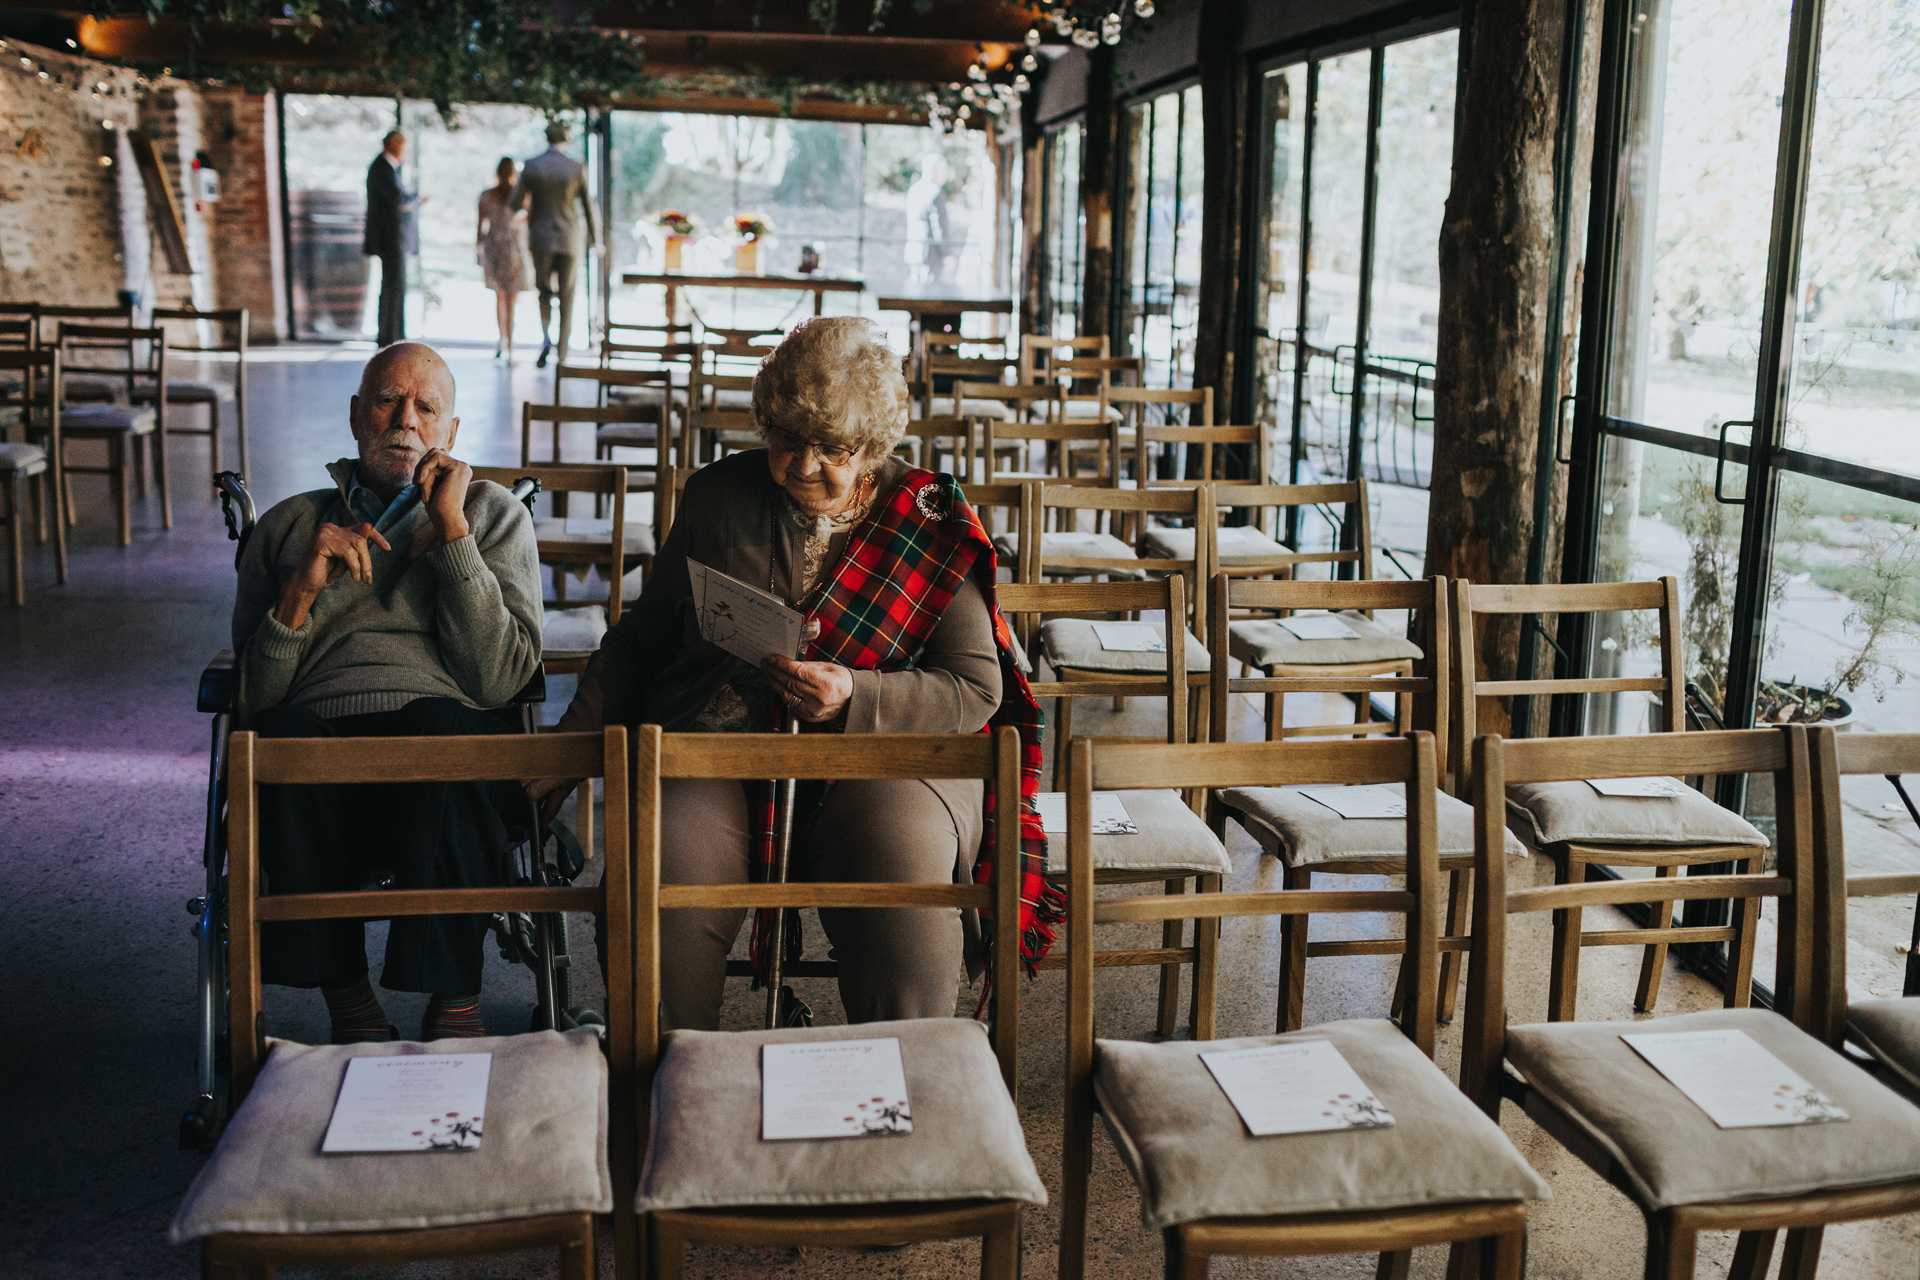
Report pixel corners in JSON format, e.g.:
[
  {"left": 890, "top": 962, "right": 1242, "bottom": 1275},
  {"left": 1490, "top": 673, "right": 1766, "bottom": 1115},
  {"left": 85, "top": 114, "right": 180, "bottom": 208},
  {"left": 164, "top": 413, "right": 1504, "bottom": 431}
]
[{"left": 765, "top": 426, "right": 858, "bottom": 468}]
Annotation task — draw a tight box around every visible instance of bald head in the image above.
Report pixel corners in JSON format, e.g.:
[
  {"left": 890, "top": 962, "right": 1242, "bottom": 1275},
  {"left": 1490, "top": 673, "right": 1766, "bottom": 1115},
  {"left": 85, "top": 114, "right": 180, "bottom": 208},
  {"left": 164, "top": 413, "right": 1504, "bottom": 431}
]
[{"left": 350, "top": 343, "right": 461, "bottom": 501}]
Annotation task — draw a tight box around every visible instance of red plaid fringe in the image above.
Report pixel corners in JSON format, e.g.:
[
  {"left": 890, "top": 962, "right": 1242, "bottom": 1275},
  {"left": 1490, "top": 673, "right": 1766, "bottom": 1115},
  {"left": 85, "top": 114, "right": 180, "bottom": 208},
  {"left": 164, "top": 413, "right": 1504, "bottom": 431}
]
[{"left": 746, "top": 469, "right": 1064, "bottom": 981}]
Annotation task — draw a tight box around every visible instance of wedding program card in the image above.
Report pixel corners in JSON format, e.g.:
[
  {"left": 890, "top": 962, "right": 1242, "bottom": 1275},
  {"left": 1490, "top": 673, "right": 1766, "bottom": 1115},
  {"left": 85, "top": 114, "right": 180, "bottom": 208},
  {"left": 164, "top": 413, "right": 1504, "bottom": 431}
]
[
  {"left": 1588, "top": 775, "right": 1692, "bottom": 798},
  {"left": 321, "top": 1053, "right": 492, "bottom": 1153},
  {"left": 1091, "top": 622, "right": 1166, "bottom": 652},
  {"left": 761, "top": 1038, "right": 913, "bottom": 1140},
  {"left": 1201, "top": 1039, "right": 1396, "bottom": 1136},
  {"left": 1299, "top": 783, "right": 1407, "bottom": 820},
  {"left": 1621, "top": 1029, "right": 1849, "bottom": 1129},
  {"left": 1278, "top": 613, "right": 1361, "bottom": 642},
  {"left": 1035, "top": 791, "right": 1140, "bottom": 835},
  {"left": 688, "top": 559, "right": 807, "bottom": 666}
]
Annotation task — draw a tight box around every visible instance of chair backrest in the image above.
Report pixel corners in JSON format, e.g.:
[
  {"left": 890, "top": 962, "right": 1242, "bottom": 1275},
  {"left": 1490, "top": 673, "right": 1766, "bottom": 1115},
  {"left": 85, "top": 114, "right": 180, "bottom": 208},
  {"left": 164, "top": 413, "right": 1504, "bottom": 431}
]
[
  {"left": 1459, "top": 726, "right": 1812, "bottom": 1113},
  {"left": 1205, "top": 479, "right": 1365, "bottom": 576},
  {"left": 58, "top": 323, "right": 163, "bottom": 391},
  {"left": 633, "top": 727, "right": 1025, "bottom": 1088},
  {"left": 522, "top": 399, "right": 667, "bottom": 468},
  {"left": 1451, "top": 577, "right": 1684, "bottom": 785},
  {"left": 151, "top": 306, "right": 248, "bottom": 356},
  {"left": 0, "top": 348, "right": 63, "bottom": 440},
  {"left": 554, "top": 361, "right": 673, "bottom": 411},
  {"left": 897, "top": 415, "right": 974, "bottom": 479},
  {"left": 36, "top": 302, "right": 130, "bottom": 345},
  {"left": 1209, "top": 573, "right": 1450, "bottom": 768},
  {"left": 473, "top": 463, "right": 627, "bottom": 623},
  {"left": 225, "top": 727, "right": 631, "bottom": 1104},
  {"left": 1807, "top": 727, "right": 1920, "bottom": 1049},
  {"left": 602, "top": 319, "right": 696, "bottom": 370},
  {"left": 999, "top": 576, "right": 1190, "bottom": 745},
  {"left": 0, "top": 317, "right": 35, "bottom": 349},
  {"left": 1028, "top": 483, "right": 1216, "bottom": 638},
  {"left": 959, "top": 479, "right": 1029, "bottom": 572},
  {"left": 1109, "top": 383, "right": 1212, "bottom": 429},
  {"left": 655, "top": 463, "right": 700, "bottom": 541},
  {"left": 1134, "top": 425, "right": 1266, "bottom": 495},
  {"left": 1020, "top": 333, "right": 1108, "bottom": 385}
]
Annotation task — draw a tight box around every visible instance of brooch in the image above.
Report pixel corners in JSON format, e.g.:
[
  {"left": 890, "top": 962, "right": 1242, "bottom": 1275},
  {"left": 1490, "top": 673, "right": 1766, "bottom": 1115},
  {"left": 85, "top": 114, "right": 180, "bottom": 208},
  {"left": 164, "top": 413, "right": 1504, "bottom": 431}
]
[{"left": 914, "top": 483, "right": 951, "bottom": 522}]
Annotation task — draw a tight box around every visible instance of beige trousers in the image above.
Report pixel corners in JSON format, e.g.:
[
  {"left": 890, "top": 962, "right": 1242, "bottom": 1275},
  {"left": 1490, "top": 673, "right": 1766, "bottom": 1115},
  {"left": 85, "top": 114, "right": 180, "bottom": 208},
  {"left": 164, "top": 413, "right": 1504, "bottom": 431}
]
[{"left": 658, "top": 776, "right": 984, "bottom": 1030}]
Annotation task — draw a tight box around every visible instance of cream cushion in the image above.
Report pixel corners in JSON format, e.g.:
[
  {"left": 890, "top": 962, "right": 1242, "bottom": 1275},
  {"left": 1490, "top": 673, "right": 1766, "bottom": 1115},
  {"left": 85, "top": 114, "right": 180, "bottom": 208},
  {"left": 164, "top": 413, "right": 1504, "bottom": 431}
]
[
  {"left": 168, "top": 1030, "right": 609, "bottom": 1241},
  {"left": 1095, "top": 1018, "right": 1549, "bottom": 1230},
  {"left": 1038, "top": 618, "right": 1209, "bottom": 675},
  {"left": 637, "top": 1017, "right": 1046, "bottom": 1212},
  {"left": 1506, "top": 1007, "right": 1920, "bottom": 1210},
  {"left": 1145, "top": 525, "right": 1294, "bottom": 567},
  {"left": 0, "top": 442, "right": 46, "bottom": 474},
  {"left": 132, "top": 378, "right": 234, "bottom": 403},
  {"left": 1229, "top": 613, "right": 1423, "bottom": 669},
  {"left": 595, "top": 421, "right": 661, "bottom": 447},
  {"left": 1220, "top": 785, "right": 1524, "bottom": 868},
  {"left": 543, "top": 605, "right": 608, "bottom": 652},
  {"left": 1045, "top": 788, "right": 1232, "bottom": 877},
  {"left": 992, "top": 530, "right": 1150, "bottom": 580},
  {"left": 1503, "top": 779, "right": 1766, "bottom": 848},
  {"left": 1849, "top": 998, "right": 1920, "bottom": 1092},
  {"left": 61, "top": 403, "right": 155, "bottom": 434},
  {"left": 534, "top": 517, "right": 656, "bottom": 558}
]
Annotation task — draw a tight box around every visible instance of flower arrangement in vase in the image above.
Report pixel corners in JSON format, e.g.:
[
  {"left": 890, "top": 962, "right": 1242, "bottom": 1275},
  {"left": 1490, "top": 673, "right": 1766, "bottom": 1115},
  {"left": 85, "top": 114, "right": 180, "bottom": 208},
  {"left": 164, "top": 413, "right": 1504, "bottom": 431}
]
[
  {"left": 655, "top": 210, "right": 697, "bottom": 270},
  {"left": 732, "top": 213, "right": 773, "bottom": 273}
]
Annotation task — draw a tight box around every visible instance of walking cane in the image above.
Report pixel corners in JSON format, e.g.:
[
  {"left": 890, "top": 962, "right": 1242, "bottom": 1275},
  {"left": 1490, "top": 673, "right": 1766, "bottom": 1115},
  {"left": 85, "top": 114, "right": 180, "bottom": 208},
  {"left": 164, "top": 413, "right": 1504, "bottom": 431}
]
[{"left": 763, "top": 620, "right": 821, "bottom": 1030}]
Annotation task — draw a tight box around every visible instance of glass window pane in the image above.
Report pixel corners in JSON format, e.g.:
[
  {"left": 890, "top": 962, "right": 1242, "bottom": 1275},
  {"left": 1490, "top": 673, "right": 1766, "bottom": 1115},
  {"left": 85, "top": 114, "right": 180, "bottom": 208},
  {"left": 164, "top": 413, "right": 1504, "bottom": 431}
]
[
  {"left": 1044, "top": 123, "right": 1085, "bottom": 336},
  {"left": 1254, "top": 65, "right": 1307, "bottom": 482},
  {"left": 283, "top": 94, "right": 397, "bottom": 339},
  {"left": 1605, "top": 0, "right": 1793, "bottom": 438},
  {"left": 1300, "top": 52, "right": 1372, "bottom": 486},
  {"left": 1783, "top": 0, "right": 1920, "bottom": 478},
  {"left": 1121, "top": 86, "right": 1204, "bottom": 389}
]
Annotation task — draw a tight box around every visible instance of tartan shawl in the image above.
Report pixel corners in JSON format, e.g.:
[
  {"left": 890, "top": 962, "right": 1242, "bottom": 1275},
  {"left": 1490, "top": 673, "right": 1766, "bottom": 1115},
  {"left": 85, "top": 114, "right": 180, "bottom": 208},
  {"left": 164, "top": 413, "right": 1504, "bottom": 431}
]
[{"left": 746, "top": 467, "right": 1064, "bottom": 979}]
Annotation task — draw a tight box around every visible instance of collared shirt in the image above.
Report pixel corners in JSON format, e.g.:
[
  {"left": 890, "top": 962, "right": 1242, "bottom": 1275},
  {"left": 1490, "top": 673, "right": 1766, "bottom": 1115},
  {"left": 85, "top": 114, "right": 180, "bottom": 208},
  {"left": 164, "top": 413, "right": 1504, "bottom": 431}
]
[{"left": 345, "top": 467, "right": 420, "bottom": 536}]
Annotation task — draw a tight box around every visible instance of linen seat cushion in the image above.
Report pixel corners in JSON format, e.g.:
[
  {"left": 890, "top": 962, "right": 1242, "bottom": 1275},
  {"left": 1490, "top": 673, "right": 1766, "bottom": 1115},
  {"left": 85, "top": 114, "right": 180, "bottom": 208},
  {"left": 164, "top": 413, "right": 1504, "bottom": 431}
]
[
  {"left": 60, "top": 373, "right": 122, "bottom": 402},
  {"left": 534, "top": 517, "right": 657, "bottom": 558},
  {"left": 607, "top": 384, "right": 674, "bottom": 407},
  {"left": 0, "top": 442, "right": 47, "bottom": 474},
  {"left": 131, "top": 378, "right": 234, "bottom": 403},
  {"left": 543, "top": 605, "right": 608, "bottom": 652},
  {"left": 1505, "top": 1006, "right": 1920, "bottom": 1210},
  {"left": 1848, "top": 997, "right": 1920, "bottom": 1092},
  {"left": 1503, "top": 779, "right": 1766, "bottom": 848},
  {"left": 595, "top": 422, "right": 661, "bottom": 446},
  {"left": 1145, "top": 525, "right": 1294, "bottom": 568},
  {"left": 713, "top": 386, "right": 754, "bottom": 410},
  {"left": 167, "top": 1030, "right": 610, "bottom": 1241},
  {"left": 1220, "top": 785, "right": 1525, "bottom": 868},
  {"left": 637, "top": 1017, "right": 1047, "bottom": 1212},
  {"left": 1049, "top": 788, "right": 1232, "bottom": 876},
  {"left": 1038, "top": 618, "right": 1209, "bottom": 674},
  {"left": 1094, "top": 1018, "right": 1549, "bottom": 1230},
  {"left": 1229, "top": 613, "right": 1423, "bottom": 669},
  {"left": 61, "top": 403, "right": 155, "bottom": 434}
]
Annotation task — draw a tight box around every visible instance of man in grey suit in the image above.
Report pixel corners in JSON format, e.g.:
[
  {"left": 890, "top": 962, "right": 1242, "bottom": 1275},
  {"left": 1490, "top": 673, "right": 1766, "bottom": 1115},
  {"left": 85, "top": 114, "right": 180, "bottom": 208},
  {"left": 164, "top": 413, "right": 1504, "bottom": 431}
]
[{"left": 513, "top": 121, "right": 599, "bottom": 368}]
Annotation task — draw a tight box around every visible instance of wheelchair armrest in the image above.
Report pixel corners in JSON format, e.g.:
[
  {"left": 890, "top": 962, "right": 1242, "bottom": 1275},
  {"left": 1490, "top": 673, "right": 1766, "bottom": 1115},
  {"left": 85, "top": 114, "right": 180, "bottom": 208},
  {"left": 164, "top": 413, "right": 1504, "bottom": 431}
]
[
  {"left": 510, "top": 663, "right": 547, "bottom": 706},
  {"left": 198, "top": 650, "right": 237, "bottom": 714}
]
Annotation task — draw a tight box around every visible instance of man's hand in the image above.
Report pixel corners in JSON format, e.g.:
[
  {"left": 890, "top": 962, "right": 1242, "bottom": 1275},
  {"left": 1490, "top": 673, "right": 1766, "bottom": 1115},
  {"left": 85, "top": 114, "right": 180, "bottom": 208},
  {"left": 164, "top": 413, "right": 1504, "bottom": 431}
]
[
  {"left": 274, "top": 521, "right": 392, "bottom": 630},
  {"left": 524, "top": 776, "right": 581, "bottom": 826},
  {"left": 761, "top": 654, "right": 854, "bottom": 724},
  {"left": 416, "top": 448, "right": 472, "bottom": 543}
]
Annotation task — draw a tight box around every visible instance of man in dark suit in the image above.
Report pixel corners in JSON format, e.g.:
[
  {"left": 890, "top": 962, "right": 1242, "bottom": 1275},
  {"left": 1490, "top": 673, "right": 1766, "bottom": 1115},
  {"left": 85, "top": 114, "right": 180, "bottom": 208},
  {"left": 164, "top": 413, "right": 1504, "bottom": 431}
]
[{"left": 364, "top": 130, "right": 414, "bottom": 347}]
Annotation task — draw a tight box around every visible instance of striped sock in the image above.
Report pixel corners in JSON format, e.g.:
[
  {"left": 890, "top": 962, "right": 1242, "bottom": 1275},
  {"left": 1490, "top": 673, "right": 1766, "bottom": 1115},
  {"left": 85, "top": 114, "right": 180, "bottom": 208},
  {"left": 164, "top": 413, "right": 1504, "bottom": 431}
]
[
  {"left": 423, "top": 994, "right": 486, "bottom": 1041},
  {"left": 322, "top": 976, "right": 393, "bottom": 1044}
]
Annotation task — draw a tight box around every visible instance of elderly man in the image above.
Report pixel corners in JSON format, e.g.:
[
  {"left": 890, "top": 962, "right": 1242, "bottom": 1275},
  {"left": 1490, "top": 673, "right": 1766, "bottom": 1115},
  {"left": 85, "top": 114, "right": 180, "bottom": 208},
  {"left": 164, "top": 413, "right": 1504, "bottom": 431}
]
[{"left": 231, "top": 343, "right": 541, "bottom": 1042}]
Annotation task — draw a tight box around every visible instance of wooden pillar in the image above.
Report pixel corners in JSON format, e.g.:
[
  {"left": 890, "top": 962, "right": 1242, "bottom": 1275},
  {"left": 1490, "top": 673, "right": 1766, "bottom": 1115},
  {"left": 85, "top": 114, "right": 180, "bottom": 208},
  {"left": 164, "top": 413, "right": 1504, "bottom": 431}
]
[
  {"left": 1018, "top": 92, "right": 1048, "bottom": 338},
  {"left": 1424, "top": 0, "right": 1597, "bottom": 730},
  {"left": 1192, "top": 0, "right": 1250, "bottom": 423},
  {"left": 1078, "top": 48, "right": 1119, "bottom": 340}
]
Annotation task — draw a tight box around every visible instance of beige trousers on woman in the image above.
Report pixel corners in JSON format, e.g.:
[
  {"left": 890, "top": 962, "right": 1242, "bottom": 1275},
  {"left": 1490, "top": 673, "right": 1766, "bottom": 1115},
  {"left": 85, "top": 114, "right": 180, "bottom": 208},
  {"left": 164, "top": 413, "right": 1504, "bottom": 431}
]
[{"left": 658, "top": 775, "right": 985, "bottom": 1030}]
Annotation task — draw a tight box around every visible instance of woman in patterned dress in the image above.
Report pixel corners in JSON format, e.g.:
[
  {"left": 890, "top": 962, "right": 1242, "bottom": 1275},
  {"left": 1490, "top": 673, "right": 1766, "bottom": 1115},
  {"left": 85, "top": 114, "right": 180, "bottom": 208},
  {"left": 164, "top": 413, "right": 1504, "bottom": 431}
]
[{"left": 475, "top": 156, "right": 531, "bottom": 360}]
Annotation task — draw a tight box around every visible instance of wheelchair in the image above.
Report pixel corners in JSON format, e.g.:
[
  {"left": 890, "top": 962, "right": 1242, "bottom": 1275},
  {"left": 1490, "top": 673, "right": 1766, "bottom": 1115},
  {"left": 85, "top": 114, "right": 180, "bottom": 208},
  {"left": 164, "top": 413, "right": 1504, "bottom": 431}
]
[{"left": 180, "top": 470, "right": 603, "bottom": 1150}]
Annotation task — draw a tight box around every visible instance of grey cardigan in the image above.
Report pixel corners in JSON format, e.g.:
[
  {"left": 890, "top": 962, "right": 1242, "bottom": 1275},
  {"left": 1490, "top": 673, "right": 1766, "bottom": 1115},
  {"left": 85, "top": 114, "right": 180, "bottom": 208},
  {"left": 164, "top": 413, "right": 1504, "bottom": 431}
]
[
  {"left": 230, "top": 459, "right": 543, "bottom": 727},
  {"left": 558, "top": 450, "right": 1000, "bottom": 753}
]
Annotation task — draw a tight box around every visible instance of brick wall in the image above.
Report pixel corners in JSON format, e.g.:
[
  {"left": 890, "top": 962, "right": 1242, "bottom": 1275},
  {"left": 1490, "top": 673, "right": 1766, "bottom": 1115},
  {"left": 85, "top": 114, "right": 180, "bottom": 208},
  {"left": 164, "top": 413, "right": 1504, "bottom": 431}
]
[{"left": 200, "top": 89, "right": 288, "bottom": 340}]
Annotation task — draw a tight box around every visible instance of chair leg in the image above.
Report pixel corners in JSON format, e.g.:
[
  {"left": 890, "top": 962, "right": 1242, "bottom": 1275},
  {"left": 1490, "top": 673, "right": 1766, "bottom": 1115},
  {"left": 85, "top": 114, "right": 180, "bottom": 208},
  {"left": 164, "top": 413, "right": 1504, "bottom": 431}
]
[
  {"left": 1777, "top": 1225, "right": 1824, "bottom": 1280},
  {"left": 1635, "top": 863, "right": 1677, "bottom": 1013},
  {"left": 111, "top": 435, "right": 131, "bottom": 546},
  {"left": 1444, "top": 1238, "right": 1477, "bottom": 1280},
  {"left": 1162, "top": 1226, "right": 1208, "bottom": 1280},
  {"left": 1278, "top": 865, "right": 1309, "bottom": 1032},
  {"left": 6, "top": 473, "right": 23, "bottom": 607},
  {"left": 558, "top": 1231, "right": 593, "bottom": 1280},
  {"left": 1487, "top": 1229, "right": 1525, "bottom": 1280},
  {"left": 30, "top": 468, "right": 45, "bottom": 543},
  {"left": 980, "top": 1205, "right": 1021, "bottom": 1280},
  {"left": 1156, "top": 878, "right": 1185, "bottom": 1038},
  {"left": 1643, "top": 1212, "right": 1696, "bottom": 1280},
  {"left": 1190, "top": 873, "right": 1219, "bottom": 1041},
  {"left": 134, "top": 428, "right": 149, "bottom": 495},
  {"left": 154, "top": 422, "right": 173, "bottom": 530},
  {"left": 1547, "top": 856, "right": 1583, "bottom": 1022},
  {"left": 1437, "top": 868, "right": 1471, "bottom": 1023},
  {"left": 1376, "top": 1248, "right": 1412, "bottom": 1279},
  {"left": 1053, "top": 693, "right": 1075, "bottom": 792},
  {"left": 647, "top": 1214, "right": 686, "bottom": 1280},
  {"left": 1729, "top": 1229, "right": 1777, "bottom": 1280}
]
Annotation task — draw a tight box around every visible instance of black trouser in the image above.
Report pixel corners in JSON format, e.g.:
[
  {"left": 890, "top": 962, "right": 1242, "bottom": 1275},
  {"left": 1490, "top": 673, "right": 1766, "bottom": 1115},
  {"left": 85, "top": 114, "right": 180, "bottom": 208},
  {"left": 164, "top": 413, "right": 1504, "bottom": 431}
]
[
  {"left": 253, "top": 697, "right": 516, "bottom": 996},
  {"left": 373, "top": 250, "right": 406, "bottom": 346}
]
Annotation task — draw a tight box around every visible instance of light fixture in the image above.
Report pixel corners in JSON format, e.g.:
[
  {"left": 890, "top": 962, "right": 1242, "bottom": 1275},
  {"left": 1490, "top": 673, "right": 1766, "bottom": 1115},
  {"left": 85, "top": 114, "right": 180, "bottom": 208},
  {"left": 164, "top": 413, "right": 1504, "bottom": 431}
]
[
  {"left": 1014, "top": 73, "right": 1031, "bottom": 92},
  {"left": 1026, "top": 27, "right": 1041, "bottom": 46},
  {"left": 1101, "top": 12, "right": 1122, "bottom": 43},
  {"left": 1135, "top": 0, "right": 1155, "bottom": 15},
  {"left": 1072, "top": 27, "right": 1099, "bottom": 48},
  {"left": 1022, "top": 52, "right": 1038, "bottom": 71}
]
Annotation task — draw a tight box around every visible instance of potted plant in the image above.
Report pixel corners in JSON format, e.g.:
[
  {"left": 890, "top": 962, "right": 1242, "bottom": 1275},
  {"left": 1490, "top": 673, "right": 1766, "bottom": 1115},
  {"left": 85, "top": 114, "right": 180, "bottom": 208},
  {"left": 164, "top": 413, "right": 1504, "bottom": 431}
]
[
  {"left": 732, "top": 213, "right": 773, "bottom": 274},
  {"left": 655, "top": 210, "right": 697, "bottom": 270}
]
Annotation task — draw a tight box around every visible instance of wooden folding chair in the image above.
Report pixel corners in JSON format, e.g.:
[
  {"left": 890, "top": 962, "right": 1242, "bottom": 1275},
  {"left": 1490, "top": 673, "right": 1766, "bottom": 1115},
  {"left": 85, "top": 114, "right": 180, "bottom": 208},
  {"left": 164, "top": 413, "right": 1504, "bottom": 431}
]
[
  {"left": 1454, "top": 578, "right": 1770, "bottom": 1020},
  {"left": 170, "top": 727, "right": 634, "bottom": 1280},
  {"left": 1019, "top": 333, "right": 1108, "bottom": 386},
  {"left": 34, "top": 302, "right": 130, "bottom": 402},
  {"left": 146, "top": 306, "right": 247, "bottom": 482},
  {"left": 1002, "top": 576, "right": 1229, "bottom": 1039},
  {"left": 521, "top": 400, "right": 673, "bottom": 509},
  {"left": 1463, "top": 725, "right": 1920, "bottom": 1280},
  {"left": 959, "top": 480, "right": 1032, "bottom": 587},
  {"left": 896, "top": 414, "right": 974, "bottom": 480},
  {"left": 630, "top": 727, "right": 1040, "bottom": 1280},
  {"left": 1061, "top": 733, "right": 1544, "bottom": 1280},
  {"left": 686, "top": 346, "right": 761, "bottom": 463},
  {"left": 57, "top": 322, "right": 170, "bottom": 544},
  {"left": 0, "top": 348, "right": 67, "bottom": 602},
  {"left": 653, "top": 463, "right": 699, "bottom": 545},
  {"left": 956, "top": 381, "right": 1085, "bottom": 482}
]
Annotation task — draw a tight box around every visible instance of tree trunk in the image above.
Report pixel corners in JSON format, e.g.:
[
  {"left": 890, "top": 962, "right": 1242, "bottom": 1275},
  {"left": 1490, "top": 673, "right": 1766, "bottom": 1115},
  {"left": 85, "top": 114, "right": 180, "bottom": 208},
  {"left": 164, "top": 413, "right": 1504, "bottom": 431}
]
[
  {"left": 1191, "top": 0, "right": 1249, "bottom": 427},
  {"left": 1078, "top": 48, "right": 1119, "bottom": 340},
  {"left": 1426, "top": 0, "right": 1594, "bottom": 732}
]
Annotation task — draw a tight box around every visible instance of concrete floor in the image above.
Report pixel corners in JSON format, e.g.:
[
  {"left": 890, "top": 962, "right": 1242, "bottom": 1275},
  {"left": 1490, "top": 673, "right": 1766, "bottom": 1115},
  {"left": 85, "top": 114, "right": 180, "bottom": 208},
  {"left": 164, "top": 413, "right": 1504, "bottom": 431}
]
[{"left": 2, "top": 343, "right": 1916, "bottom": 1279}]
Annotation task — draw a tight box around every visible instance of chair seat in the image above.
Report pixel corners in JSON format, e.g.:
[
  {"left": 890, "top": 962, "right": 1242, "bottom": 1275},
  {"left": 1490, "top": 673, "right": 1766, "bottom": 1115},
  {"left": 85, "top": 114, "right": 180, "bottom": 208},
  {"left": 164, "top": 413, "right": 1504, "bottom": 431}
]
[
  {"left": 607, "top": 384, "right": 679, "bottom": 408},
  {"left": 1057, "top": 402, "right": 1123, "bottom": 420},
  {"left": 1048, "top": 789, "right": 1232, "bottom": 877},
  {"left": 595, "top": 422, "right": 660, "bottom": 446},
  {"left": 1095, "top": 1018, "right": 1548, "bottom": 1230},
  {"left": 1505, "top": 1006, "right": 1920, "bottom": 1211},
  {"left": 1229, "top": 613, "right": 1424, "bottom": 669},
  {"left": 167, "top": 1030, "right": 610, "bottom": 1242},
  {"left": 712, "top": 387, "right": 754, "bottom": 411},
  {"left": 1038, "top": 617, "right": 1209, "bottom": 675},
  {"left": 534, "top": 518, "right": 656, "bottom": 558},
  {"left": 1503, "top": 779, "right": 1767, "bottom": 849},
  {"left": 1219, "top": 785, "right": 1525, "bottom": 869},
  {"left": 61, "top": 403, "right": 155, "bottom": 434},
  {"left": 543, "top": 605, "right": 608, "bottom": 652},
  {"left": 991, "top": 531, "right": 1151, "bottom": 580},
  {"left": 1848, "top": 997, "right": 1920, "bottom": 1093},
  {"left": 1147, "top": 525, "right": 1295, "bottom": 568},
  {"left": 637, "top": 1017, "right": 1047, "bottom": 1212},
  {"left": 0, "top": 442, "right": 47, "bottom": 474},
  {"left": 132, "top": 378, "right": 234, "bottom": 404}
]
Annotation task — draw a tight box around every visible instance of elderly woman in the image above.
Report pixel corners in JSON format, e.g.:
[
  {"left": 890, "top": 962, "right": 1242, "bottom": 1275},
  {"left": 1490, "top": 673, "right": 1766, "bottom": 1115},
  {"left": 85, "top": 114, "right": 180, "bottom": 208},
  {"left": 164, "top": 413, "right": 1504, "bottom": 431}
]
[{"left": 543, "top": 316, "right": 1056, "bottom": 1030}]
